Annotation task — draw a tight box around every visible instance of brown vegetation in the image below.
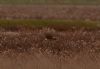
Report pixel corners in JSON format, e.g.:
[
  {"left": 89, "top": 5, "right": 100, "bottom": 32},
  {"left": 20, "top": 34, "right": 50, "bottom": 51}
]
[
  {"left": 0, "top": 28, "right": 100, "bottom": 61},
  {"left": 0, "top": 5, "right": 100, "bottom": 69},
  {"left": 0, "top": 26, "right": 100, "bottom": 69},
  {"left": 0, "top": 5, "right": 100, "bottom": 20}
]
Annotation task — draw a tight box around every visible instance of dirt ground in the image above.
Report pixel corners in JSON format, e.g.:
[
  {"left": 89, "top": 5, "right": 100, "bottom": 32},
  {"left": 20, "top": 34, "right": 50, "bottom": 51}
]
[
  {"left": 0, "top": 28, "right": 100, "bottom": 69},
  {"left": 0, "top": 5, "right": 100, "bottom": 20}
]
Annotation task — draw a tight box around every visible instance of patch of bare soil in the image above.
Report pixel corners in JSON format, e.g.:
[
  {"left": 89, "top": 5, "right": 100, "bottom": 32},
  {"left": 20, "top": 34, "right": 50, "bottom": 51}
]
[
  {"left": 0, "top": 5, "right": 100, "bottom": 20},
  {"left": 0, "top": 28, "right": 100, "bottom": 69}
]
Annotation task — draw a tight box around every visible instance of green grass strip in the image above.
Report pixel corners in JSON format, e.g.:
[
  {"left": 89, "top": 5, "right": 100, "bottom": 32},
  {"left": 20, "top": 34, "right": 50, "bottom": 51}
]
[{"left": 0, "top": 19, "right": 100, "bottom": 29}]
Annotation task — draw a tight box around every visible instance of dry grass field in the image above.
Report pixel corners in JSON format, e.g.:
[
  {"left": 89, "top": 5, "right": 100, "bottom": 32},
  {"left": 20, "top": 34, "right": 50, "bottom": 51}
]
[
  {"left": 0, "top": 24, "right": 100, "bottom": 69},
  {"left": 0, "top": 5, "right": 100, "bottom": 69},
  {"left": 0, "top": 5, "right": 100, "bottom": 21}
]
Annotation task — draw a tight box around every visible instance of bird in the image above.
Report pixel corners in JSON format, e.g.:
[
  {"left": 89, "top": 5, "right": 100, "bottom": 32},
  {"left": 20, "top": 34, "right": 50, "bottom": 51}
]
[{"left": 45, "top": 33, "right": 57, "bottom": 40}]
